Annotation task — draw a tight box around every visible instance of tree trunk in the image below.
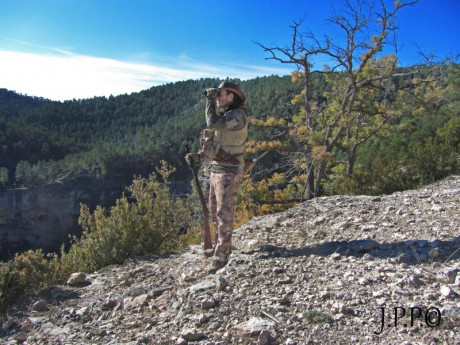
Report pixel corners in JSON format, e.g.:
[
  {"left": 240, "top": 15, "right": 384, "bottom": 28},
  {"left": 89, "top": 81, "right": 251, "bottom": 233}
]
[
  {"left": 347, "top": 144, "right": 358, "bottom": 177},
  {"left": 303, "top": 57, "right": 315, "bottom": 200},
  {"left": 304, "top": 155, "right": 315, "bottom": 200},
  {"left": 314, "top": 158, "right": 327, "bottom": 196}
]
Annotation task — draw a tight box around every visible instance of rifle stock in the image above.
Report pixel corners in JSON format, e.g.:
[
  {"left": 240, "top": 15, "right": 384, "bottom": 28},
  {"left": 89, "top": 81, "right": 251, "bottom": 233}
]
[{"left": 189, "top": 162, "right": 212, "bottom": 250}]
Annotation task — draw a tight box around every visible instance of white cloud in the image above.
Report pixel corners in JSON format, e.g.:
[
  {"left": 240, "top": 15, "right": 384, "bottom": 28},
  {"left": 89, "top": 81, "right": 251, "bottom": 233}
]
[
  {"left": 2, "top": 37, "right": 75, "bottom": 56},
  {"left": 0, "top": 50, "right": 292, "bottom": 101}
]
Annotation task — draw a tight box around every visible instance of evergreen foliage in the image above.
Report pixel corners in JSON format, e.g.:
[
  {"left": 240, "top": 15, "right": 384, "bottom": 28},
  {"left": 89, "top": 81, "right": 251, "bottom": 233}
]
[
  {"left": 0, "top": 65, "right": 457, "bottom": 198},
  {"left": 0, "top": 76, "right": 301, "bottom": 187}
]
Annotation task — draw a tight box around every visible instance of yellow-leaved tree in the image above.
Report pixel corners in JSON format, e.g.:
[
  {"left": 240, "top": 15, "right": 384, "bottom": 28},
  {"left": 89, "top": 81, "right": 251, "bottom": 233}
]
[{"left": 246, "top": 0, "right": 449, "bottom": 205}]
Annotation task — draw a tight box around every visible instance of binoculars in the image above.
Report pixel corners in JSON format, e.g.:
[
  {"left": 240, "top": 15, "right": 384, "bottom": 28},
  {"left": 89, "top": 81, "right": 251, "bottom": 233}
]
[{"left": 202, "top": 87, "right": 219, "bottom": 97}]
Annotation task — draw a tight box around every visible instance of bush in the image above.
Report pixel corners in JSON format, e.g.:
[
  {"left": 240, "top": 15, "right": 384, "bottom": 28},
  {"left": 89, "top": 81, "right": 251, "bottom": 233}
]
[
  {"left": 61, "top": 160, "right": 199, "bottom": 273},
  {"left": 325, "top": 160, "right": 410, "bottom": 196},
  {"left": 405, "top": 116, "right": 459, "bottom": 186},
  {"left": 0, "top": 160, "right": 199, "bottom": 312},
  {"left": 303, "top": 309, "right": 335, "bottom": 324},
  {"left": 0, "top": 250, "right": 62, "bottom": 311}
]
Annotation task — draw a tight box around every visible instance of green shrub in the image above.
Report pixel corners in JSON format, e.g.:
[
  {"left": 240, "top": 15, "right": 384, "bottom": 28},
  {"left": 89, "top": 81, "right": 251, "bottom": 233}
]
[
  {"left": 0, "top": 250, "right": 62, "bottom": 311},
  {"left": 0, "top": 261, "right": 21, "bottom": 311},
  {"left": 324, "top": 160, "right": 409, "bottom": 196},
  {"left": 405, "top": 116, "right": 459, "bottom": 186},
  {"left": 60, "top": 160, "right": 199, "bottom": 273},
  {"left": 303, "top": 309, "right": 335, "bottom": 324},
  {"left": 1, "top": 160, "right": 200, "bottom": 312}
]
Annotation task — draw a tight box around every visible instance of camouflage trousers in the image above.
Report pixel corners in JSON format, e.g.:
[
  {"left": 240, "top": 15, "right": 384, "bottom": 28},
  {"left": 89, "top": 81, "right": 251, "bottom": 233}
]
[{"left": 209, "top": 172, "right": 243, "bottom": 265}]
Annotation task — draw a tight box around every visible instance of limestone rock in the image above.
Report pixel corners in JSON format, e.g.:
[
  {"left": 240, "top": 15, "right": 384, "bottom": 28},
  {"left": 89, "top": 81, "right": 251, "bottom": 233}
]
[
  {"left": 258, "top": 329, "right": 271, "bottom": 345},
  {"left": 175, "top": 337, "right": 187, "bottom": 345},
  {"left": 181, "top": 328, "right": 205, "bottom": 341},
  {"left": 66, "top": 272, "right": 87, "bottom": 286},
  {"left": 32, "top": 299, "right": 48, "bottom": 312},
  {"left": 189, "top": 280, "right": 216, "bottom": 293},
  {"left": 235, "top": 317, "right": 275, "bottom": 336},
  {"left": 440, "top": 285, "right": 458, "bottom": 298}
]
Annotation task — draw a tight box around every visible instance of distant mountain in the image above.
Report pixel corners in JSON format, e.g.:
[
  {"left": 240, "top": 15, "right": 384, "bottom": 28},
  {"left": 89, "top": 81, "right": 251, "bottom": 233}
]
[
  {"left": 0, "top": 88, "right": 51, "bottom": 117},
  {"left": 0, "top": 76, "right": 303, "bottom": 186}
]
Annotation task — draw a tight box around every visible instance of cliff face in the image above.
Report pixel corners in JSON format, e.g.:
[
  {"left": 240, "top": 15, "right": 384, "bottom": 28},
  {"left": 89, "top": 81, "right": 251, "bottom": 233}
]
[{"left": 0, "top": 174, "right": 126, "bottom": 261}]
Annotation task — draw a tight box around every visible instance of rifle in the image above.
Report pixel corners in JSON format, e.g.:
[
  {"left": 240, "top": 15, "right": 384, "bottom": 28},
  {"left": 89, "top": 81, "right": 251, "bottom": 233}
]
[{"left": 186, "top": 154, "right": 212, "bottom": 250}]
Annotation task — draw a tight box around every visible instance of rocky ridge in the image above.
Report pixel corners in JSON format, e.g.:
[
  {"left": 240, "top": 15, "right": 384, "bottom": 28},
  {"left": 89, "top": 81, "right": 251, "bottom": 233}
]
[{"left": 1, "top": 176, "right": 459, "bottom": 344}]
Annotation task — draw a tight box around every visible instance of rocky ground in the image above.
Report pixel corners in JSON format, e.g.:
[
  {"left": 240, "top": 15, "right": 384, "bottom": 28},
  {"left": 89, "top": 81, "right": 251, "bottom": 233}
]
[{"left": 1, "top": 176, "right": 459, "bottom": 345}]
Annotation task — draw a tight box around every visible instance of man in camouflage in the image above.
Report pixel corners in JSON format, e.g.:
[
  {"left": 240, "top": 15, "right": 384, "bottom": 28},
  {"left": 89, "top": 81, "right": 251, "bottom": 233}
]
[{"left": 186, "top": 81, "right": 248, "bottom": 274}]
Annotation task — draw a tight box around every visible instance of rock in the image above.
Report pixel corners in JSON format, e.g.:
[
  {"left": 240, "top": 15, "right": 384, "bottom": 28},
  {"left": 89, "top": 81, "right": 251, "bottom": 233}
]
[
  {"left": 28, "top": 317, "right": 44, "bottom": 326},
  {"left": 258, "top": 329, "right": 271, "bottom": 345},
  {"left": 66, "top": 272, "right": 87, "bottom": 286},
  {"left": 331, "top": 253, "right": 341, "bottom": 261},
  {"left": 217, "top": 276, "right": 229, "bottom": 291},
  {"left": 181, "top": 328, "right": 205, "bottom": 341},
  {"left": 376, "top": 298, "right": 387, "bottom": 306},
  {"left": 189, "top": 281, "right": 216, "bottom": 293},
  {"left": 278, "top": 277, "right": 293, "bottom": 284},
  {"left": 32, "top": 299, "right": 48, "bottom": 312},
  {"left": 197, "top": 314, "right": 210, "bottom": 325},
  {"left": 385, "top": 205, "right": 396, "bottom": 212},
  {"left": 358, "top": 277, "right": 370, "bottom": 286},
  {"left": 431, "top": 205, "right": 444, "bottom": 212},
  {"left": 13, "top": 332, "right": 28, "bottom": 343},
  {"left": 151, "top": 286, "right": 171, "bottom": 297},
  {"left": 440, "top": 285, "right": 458, "bottom": 298},
  {"left": 75, "top": 306, "right": 89, "bottom": 317},
  {"left": 372, "top": 290, "right": 388, "bottom": 298},
  {"left": 362, "top": 224, "right": 378, "bottom": 231},
  {"left": 176, "top": 337, "right": 187, "bottom": 345},
  {"left": 1, "top": 319, "right": 15, "bottom": 331},
  {"left": 320, "top": 291, "right": 330, "bottom": 300},
  {"left": 235, "top": 317, "right": 275, "bottom": 336},
  {"left": 102, "top": 299, "right": 118, "bottom": 310},
  {"left": 314, "top": 216, "right": 327, "bottom": 225},
  {"left": 273, "top": 266, "right": 285, "bottom": 274},
  {"left": 350, "top": 239, "right": 379, "bottom": 253},
  {"left": 393, "top": 286, "right": 409, "bottom": 296},
  {"left": 201, "top": 299, "right": 216, "bottom": 309},
  {"left": 333, "top": 221, "right": 351, "bottom": 230},
  {"left": 407, "top": 275, "right": 424, "bottom": 287},
  {"left": 0, "top": 174, "right": 103, "bottom": 262},
  {"left": 260, "top": 244, "right": 278, "bottom": 252},
  {"left": 438, "top": 268, "right": 458, "bottom": 284},
  {"left": 124, "top": 294, "right": 150, "bottom": 310}
]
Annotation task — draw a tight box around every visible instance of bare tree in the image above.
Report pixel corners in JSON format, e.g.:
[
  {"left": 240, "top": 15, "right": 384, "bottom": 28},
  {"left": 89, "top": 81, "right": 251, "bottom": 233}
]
[{"left": 255, "top": 0, "right": 423, "bottom": 198}]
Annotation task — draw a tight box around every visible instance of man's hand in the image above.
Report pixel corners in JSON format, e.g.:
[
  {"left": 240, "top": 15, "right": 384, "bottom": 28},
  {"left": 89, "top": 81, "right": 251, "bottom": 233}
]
[
  {"left": 203, "top": 88, "right": 219, "bottom": 99},
  {"left": 185, "top": 153, "right": 202, "bottom": 166}
]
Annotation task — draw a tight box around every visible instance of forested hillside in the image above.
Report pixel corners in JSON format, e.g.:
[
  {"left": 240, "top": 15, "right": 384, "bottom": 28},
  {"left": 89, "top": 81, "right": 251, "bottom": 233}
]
[
  {"left": 0, "top": 76, "right": 303, "bottom": 187},
  {"left": 0, "top": 65, "right": 458, "bottom": 200},
  {"left": 0, "top": 89, "right": 50, "bottom": 117}
]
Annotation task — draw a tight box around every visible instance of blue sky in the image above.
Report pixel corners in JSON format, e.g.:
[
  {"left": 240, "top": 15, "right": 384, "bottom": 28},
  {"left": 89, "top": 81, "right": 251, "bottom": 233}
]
[{"left": 0, "top": 0, "right": 458, "bottom": 101}]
